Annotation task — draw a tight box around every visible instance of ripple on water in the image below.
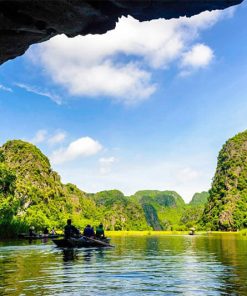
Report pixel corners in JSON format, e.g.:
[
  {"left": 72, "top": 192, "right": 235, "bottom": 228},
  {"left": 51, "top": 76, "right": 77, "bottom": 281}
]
[{"left": 0, "top": 236, "right": 247, "bottom": 295}]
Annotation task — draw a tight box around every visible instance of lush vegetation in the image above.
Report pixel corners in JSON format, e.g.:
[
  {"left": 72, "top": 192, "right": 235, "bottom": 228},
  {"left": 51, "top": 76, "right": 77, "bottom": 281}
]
[
  {"left": 131, "top": 190, "right": 185, "bottom": 230},
  {"left": 0, "top": 140, "right": 209, "bottom": 238},
  {"left": 201, "top": 130, "right": 247, "bottom": 231},
  {"left": 190, "top": 192, "right": 209, "bottom": 206},
  {"left": 3, "top": 129, "right": 247, "bottom": 236}
]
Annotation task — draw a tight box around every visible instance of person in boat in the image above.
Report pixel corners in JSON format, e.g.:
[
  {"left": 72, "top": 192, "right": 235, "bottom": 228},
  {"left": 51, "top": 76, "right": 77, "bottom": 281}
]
[
  {"left": 96, "top": 223, "right": 105, "bottom": 239},
  {"left": 64, "top": 219, "right": 80, "bottom": 239},
  {"left": 83, "top": 224, "right": 95, "bottom": 238},
  {"left": 51, "top": 227, "right": 56, "bottom": 235},
  {"left": 29, "top": 226, "right": 36, "bottom": 237},
  {"left": 43, "top": 227, "right": 49, "bottom": 235}
]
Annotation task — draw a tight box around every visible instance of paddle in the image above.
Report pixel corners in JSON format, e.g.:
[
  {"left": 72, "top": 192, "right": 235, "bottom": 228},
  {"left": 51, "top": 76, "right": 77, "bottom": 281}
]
[{"left": 83, "top": 236, "right": 114, "bottom": 247}]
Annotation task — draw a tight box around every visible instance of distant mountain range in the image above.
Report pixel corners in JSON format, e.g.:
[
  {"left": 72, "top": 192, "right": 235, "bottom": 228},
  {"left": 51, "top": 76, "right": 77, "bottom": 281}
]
[
  {"left": 3, "top": 130, "right": 247, "bottom": 237},
  {"left": 0, "top": 140, "right": 208, "bottom": 237}
]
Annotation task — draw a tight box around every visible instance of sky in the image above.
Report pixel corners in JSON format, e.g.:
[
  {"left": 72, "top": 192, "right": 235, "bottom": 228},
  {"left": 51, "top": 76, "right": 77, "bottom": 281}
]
[{"left": 0, "top": 3, "right": 247, "bottom": 202}]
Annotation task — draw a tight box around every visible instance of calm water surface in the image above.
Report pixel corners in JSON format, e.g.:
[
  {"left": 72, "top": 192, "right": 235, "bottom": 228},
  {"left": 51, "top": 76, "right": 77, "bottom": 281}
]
[{"left": 0, "top": 234, "right": 247, "bottom": 295}]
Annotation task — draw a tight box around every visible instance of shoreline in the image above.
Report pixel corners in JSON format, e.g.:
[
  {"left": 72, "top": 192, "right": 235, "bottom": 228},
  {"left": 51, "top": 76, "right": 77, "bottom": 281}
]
[{"left": 105, "top": 230, "right": 242, "bottom": 236}]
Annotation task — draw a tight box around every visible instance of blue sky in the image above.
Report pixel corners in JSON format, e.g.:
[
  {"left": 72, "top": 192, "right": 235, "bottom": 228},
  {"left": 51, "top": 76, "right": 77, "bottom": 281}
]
[{"left": 0, "top": 3, "right": 247, "bottom": 202}]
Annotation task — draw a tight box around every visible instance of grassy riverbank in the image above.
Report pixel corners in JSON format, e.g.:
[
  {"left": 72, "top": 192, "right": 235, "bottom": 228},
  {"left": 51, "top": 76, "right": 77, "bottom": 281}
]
[
  {"left": 106, "top": 230, "right": 196, "bottom": 236},
  {"left": 105, "top": 230, "right": 247, "bottom": 236}
]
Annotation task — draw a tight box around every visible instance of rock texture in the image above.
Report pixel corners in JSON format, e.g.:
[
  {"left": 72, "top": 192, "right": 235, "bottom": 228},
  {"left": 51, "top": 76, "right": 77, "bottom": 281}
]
[
  {"left": 0, "top": 0, "right": 243, "bottom": 65},
  {"left": 201, "top": 130, "right": 247, "bottom": 231}
]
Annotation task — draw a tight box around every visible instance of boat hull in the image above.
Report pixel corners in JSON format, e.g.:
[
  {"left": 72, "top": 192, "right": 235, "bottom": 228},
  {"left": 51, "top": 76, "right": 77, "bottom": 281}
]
[{"left": 53, "top": 237, "right": 111, "bottom": 248}]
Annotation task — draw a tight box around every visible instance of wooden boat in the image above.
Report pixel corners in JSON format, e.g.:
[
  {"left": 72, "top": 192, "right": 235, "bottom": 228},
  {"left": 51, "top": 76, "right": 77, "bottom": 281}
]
[
  {"left": 18, "top": 233, "right": 62, "bottom": 239},
  {"left": 53, "top": 236, "right": 112, "bottom": 248},
  {"left": 189, "top": 227, "right": 196, "bottom": 235}
]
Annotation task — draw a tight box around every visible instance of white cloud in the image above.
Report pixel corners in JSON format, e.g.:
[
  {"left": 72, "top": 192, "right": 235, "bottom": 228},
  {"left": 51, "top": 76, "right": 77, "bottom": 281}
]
[
  {"left": 15, "top": 83, "right": 62, "bottom": 104},
  {"left": 99, "top": 157, "right": 116, "bottom": 165},
  {"left": 0, "top": 84, "right": 13, "bottom": 92},
  {"left": 54, "top": 60, "right": 155, "bottom": 104},
  {"left": 30, "top": 129, "right": 47, "bottom": 144},
  {"left": 50, "top": 137, "right": 103, "bottom": 164},
  {"left": 29, "top": 8, "right": 233, "bottom": 104},
  {"left": 30, "top": 130, "right": 66, "bottom": 145},
  {"left": 181, "top": 7, "right": 235, "bottom": 31},
  {"left": 176, "top": 167, "right": 201, "bottom": 182},
  {"left": 99, "top": 156, "right": 117, "bottom": 174},
  {"left": 48, "top": 131, "right": 67, "bottom": 145},
  {"left": 181, "top": 44, "right": 214, "bottom": 69}
]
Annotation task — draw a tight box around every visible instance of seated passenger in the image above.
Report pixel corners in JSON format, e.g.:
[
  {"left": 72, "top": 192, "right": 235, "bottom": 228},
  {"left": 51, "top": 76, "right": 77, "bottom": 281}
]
[
  {"left": 64, "top": 219, "right": 80, "bottom": 239},
  {"left": 43, "top": 227, "right": 49, "bottom": 235},
  {"left": 51, "top": 227, "right": 56, "bottom": 235},
  {"left": 83, "top": 225, "right": 95, "bottom": 238},
  {"left": 96, "top": 223, "right": 105, "bottom": 239},
  {"left": 29, "top": 226, "right": 36, "bottom": 237}
]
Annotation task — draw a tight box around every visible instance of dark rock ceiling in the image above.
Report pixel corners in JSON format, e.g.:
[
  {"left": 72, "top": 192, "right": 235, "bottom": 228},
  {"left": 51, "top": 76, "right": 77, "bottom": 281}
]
[{"left": 0, "top": 0, "right": 243, "bottom": 65}]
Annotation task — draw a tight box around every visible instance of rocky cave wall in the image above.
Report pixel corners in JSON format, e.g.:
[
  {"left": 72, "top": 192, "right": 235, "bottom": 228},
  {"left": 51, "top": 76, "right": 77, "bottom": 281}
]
[{"left": 0, "top": 0, "right": 243, "bottom": 65}]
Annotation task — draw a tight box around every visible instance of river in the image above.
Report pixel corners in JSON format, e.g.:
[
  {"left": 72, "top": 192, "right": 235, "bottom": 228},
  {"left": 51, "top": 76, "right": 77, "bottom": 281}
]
[{"left": 0, "top": 234, "right": 247, "bottom": 295}]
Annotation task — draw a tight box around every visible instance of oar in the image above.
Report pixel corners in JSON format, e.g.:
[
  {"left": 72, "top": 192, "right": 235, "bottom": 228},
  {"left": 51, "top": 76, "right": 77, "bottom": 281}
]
[{"left": 84, "top": 236, "right": 114, "bottom": 247}]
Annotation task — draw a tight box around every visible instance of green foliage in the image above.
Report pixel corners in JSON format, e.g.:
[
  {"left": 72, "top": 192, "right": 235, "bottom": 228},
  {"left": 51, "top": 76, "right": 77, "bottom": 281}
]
[
  {"left": 0, "top": 140, "right": 207, "bottom": 237},
  {"left": 131, "top": 190, "right": 187, "bottom": 230},
  {"left": 189, "top": 192, "right": 209, "bottom": 206},
  {"left": 0, "top": 151, "right": 4, "bottom": 162},
  {"left": 201, "top": 130, "right": 247, "bottom": 230},
  {"left": 133, "top": 190, "right": 185, "bottom": 207},
  {"left": 0, "top": 163, "right": 16, "bottom": 195},
  {"left": 92, "top": 190, "right": 150, "bottom": 231},
  {"left": 180, "top": 205, "right": 204, "bottom": 228}
]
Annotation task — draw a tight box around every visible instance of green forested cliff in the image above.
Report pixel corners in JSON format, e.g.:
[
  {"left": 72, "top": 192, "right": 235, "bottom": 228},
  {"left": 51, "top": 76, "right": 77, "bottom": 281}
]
[
  {"left": 3, "top": 129, "right": 247, "bottom": 235},
  {"left": 131, "top": 190, "right": 185, "bottom": 230},
  {"left": 189, "top": 192, "right": 209, "bottom": 206},
  {"left": 91, "top": 190, "right": 150, "bottom": 230},
  {"left": 179, "top": 191, "right": 209, "bottom": 229},
  {"left": 201, "top": 131, "right": 247, "bottom": 231},
  {"left": 0, "top": 140, "right": 97, "bottom": 236},
  {"left": 0, "top": 140, "right": 206, "bottom": 237}
]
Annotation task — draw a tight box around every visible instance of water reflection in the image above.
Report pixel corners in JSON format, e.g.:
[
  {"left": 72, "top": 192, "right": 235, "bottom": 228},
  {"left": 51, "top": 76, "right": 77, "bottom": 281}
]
[
  {"left": 63, "top": 249, "right": 79, "bottom": 262},
  {"left": 193, "top": 234, "right": 247, "bottom": 295},
  {"left": 82, "top": 249, "right": 93, "bottom": 262},
  {"left": 0, "top": 235, "right": 247, "bottom": 295},
  {"left": 61, "top": 248, "right": 106, "bottom": 263},
  {"left": 27, "top": 237, "right": 49, "bottom": 245}
]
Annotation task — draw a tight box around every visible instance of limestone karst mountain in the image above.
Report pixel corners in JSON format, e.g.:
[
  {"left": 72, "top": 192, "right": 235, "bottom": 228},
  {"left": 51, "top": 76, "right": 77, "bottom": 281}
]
[
  {"left": 201, "top": 131, "right": 247, "bottom": 230},
  {"left": 190, "top": 192, "right": 209, "bottom": 206},
  {"left": 0, "top": 139, "right": 209, "bottom": 237}
]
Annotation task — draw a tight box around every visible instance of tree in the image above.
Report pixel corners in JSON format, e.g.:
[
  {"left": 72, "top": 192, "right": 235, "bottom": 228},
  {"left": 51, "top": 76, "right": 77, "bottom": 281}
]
[{"left": 0, "top": 163, "right": 16, "bottom": 195}]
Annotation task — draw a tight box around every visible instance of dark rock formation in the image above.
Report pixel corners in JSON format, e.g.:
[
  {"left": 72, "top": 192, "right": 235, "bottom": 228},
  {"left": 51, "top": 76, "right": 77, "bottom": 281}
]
[{"left": 0, "top": 0, "right": 243, "bottom": 65}]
